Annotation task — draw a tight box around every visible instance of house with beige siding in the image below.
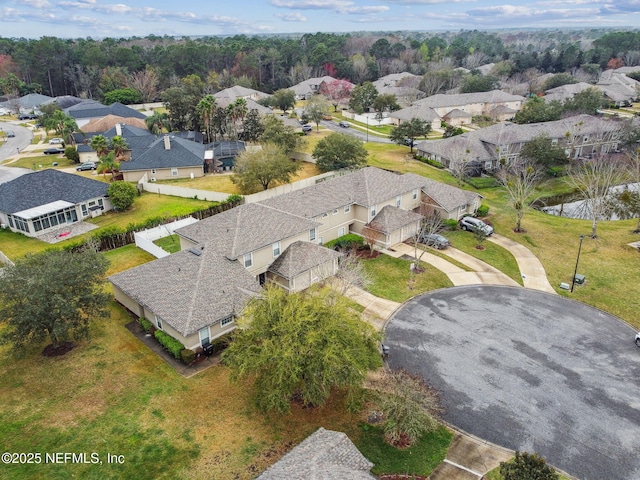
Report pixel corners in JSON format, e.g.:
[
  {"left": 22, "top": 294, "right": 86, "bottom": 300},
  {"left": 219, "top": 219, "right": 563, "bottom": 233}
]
[{"left": 109, "top": 166, "right": 482, "bottom": 352}]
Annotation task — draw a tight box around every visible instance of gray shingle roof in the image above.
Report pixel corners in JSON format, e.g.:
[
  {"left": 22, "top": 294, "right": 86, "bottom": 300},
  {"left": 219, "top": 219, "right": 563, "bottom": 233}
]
[
  {"left": 108, "top": 246, "right": 261, "bottom": 337},
  {"left": 260, "top": 167, "right": 428, "bottom": 219},
  {"left": 414, "top": 90, "right": 525, "bottom": 109},
  {"left": 0, "top": 169, "right": 108, "bottom": 215},
  {"left": 175, "top": 202, "right": 321, "bottom": 260},
  {"left": 268, "top": 241, "right": 341, "bottom": 280},
  {"left": 214, "top": 86, "right": 269, "bottom": 100},
  {"left": 367, "top": 205, "right": 423, "bottom": 235},
  {"left": 256, "top": 428, "right": 376, "bottom": 480},
  {"left": 389, "top": 103, "right": 440, "bottom": 122},
  {"left": 120, "top": 135, "right": 204, "bottom": 171},
  {"left": 422, "top": 179, "right": 481, "bottom": 212},
  {"left": 65, "top": 100, "right": 146, "bottom": 120}
]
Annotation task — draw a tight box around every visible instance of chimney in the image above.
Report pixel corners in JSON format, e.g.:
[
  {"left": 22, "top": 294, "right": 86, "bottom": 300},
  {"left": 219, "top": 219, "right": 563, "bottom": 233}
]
[
  {"left": 164, "top": 135, "right": 171, "bottom": 150},
  {"left": 115, "top": 123, "right": 122, "bottom": 136}
]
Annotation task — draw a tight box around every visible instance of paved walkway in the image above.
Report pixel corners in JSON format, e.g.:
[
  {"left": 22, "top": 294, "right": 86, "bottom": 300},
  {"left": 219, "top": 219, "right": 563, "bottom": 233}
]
[{"left": 488, "top": 234, "right": 556, "bottom": 293}]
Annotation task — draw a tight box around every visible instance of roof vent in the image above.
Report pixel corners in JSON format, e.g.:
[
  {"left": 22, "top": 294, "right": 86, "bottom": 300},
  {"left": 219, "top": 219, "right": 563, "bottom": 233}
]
[
  {"left": 164, "top": 135, "right": 171, "bottom": 150},
  {"left": 188, "top": 247, "right": 203, "bottom": 256}
]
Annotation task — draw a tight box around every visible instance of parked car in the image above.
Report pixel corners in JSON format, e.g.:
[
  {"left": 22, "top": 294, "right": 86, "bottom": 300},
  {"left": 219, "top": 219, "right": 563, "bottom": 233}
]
[
  {"left": 339, "top": 121, "right": 350, "bottom": 128},
  {"left": 459, "top": 216, "right": 494, "bottom": 236},
  {"left": 49, "top": 138, "right": 64, "bottom": 144},
  {"left": 322, "top": 114, "right": 333, "bottom": 121},
  {"left": 635, "top": 332, "right": 640, "bottom": 347},
  {"left": 18, "top": 113, "right": 38, "bottom": 120},
  {"left": 302, "top": 124, "right": 313, "bottom": 132},
  {"left": 44, "top": 148, "right": 65, "bottom": 155},
  {"left": 76, "top": 161, "right": 97, "bottom": 171},
  {"left": 402, "top": 138, "right": 417, "bottom": 147},
  {"left": 6, "top": 130, "right": 15, "bottom": 137},
  {"left": 420, "top": 233, "right": 450, "bottom": 249}
]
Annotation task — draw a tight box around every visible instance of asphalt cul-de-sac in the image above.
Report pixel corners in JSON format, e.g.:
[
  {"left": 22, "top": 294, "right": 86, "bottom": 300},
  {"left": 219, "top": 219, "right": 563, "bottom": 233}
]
[{"left": 385, "top": 285, "right": 640, "bottom": 480}]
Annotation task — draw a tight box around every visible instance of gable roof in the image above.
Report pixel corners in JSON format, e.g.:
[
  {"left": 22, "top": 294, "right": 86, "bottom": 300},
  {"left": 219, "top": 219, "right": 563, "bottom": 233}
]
[
  {"left": 389, "top": 103, "right": 440, "bottom": 122},
  {"left": 65, "top": 100, "right": 146, "bottom": 120},
  {"left": 214, "top": 86, "right": 269, "bottom": 101},
  {"left": 175, "top": 202, "right": 320, "bottom": 260},
  {"left": 268, "top": 241, "right": 341, "bottom": 280},
  {"left": 256, "top": 427, "right": 375, "bottom": 480},
  {"left": 422, "top": 179, "right": 482, "bottom": 212},
  {"left": 260, "top": 167, "right": 428, "bottom": 219},
  {"left": 367, "top": 205, "right": 423, "bottom": 235},
  {"left": 80, "top": 115, "right": 149, "bottom": 133},
  {"left": 289, "top": 76, "right": 341, "bottom": 96},
  {"left": 414, "top": 90, "right": 525, "bottom": 109},
  {"left": 16, "top": 93, "right": 53, "bottom": 109},
  {"left": 0, "top": 169, "right": 108, "bottom": 215},
  {"left": 120, "top": 135, "right": 204, "bottom": 171},
  {"left": 108, "top": 245, "right": 261, "bottom": 337}
]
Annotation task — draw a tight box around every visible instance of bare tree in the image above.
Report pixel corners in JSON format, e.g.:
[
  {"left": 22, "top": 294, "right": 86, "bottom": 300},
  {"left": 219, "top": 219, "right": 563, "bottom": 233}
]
[
  {"left": 409, "top": 204, "right": 443, "bottom": 267},
  {"left": 333, "top": 250, "right": 372, "bottom": 296},
  {"left": 497, "top": 160, "right": 542, "bottom": 232},
  {"left": 351, "top": 54, "right": 370, "bottom": 85},
  {"left": 564, "top": 154, "right": 629, "bottom": 238},
  {"left": 446, "top": 141, "right": 476, "bottom": 186},
  {"left": 361, "top": 225, "right": 384, "bottom": 253},
  {"left": 127, "top": 67, "right": 159, "bottom": 103},
  {"left": 463, "top": 51, "right": 490, "bottom": 70}
]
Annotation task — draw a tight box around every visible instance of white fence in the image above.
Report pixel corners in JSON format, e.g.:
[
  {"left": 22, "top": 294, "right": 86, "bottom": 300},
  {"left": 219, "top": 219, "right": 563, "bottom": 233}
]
[
  {"left": 134, "top": 217, "right": 199, "bottom": 258},
  {"left": 342, "top": 111, "right": 393, "bottom": 126},
  {"left": 244, "top": 171, "right": 343, "bottom": 203},
  {"left": 0, "top": 250, "right": 14, "bottom": 267}
]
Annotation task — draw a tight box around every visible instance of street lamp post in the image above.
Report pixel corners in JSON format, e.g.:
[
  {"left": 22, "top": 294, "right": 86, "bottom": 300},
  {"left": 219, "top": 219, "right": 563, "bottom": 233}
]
[
  {"left": 366, "top": 115, "right": 369, "bottom": 143},
  {"left": 570, "top": 235, "right": 585, "bottom": 292}
]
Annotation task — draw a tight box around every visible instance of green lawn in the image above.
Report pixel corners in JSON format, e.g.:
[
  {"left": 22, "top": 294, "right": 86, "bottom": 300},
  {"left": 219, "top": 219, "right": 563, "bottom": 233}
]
[
  {"left": 355, "top": 423, "right": 453, "bottom": 476},
  {"left": 1, "top": 155, "right": 73, "bottom": 169},
  {"left": 362, "top": 254, "right": 453, "bottom": 302},
  {"left": 153, "top": 234, "right": 181, "bottom": 254}
]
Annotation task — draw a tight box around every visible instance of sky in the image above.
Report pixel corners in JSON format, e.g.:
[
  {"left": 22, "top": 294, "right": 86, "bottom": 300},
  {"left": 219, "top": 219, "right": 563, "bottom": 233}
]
[{"left": 0, "top": 0, "right": 639, "bottom": 39}]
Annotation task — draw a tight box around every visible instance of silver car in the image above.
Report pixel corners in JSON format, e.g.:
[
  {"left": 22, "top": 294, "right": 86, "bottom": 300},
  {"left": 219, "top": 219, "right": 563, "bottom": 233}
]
[{"left": 459, "top": 216, "right": 494, "bottom": 236}]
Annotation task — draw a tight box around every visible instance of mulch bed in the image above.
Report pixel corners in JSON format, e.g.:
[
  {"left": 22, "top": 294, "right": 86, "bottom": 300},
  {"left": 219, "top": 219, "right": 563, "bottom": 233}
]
[{"left": 42, "top": 341, "right": 75, "bottom": 357}]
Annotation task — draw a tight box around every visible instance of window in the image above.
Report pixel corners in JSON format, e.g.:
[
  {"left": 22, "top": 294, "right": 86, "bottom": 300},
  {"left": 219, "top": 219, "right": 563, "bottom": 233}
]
[
  {"left": 309, "top": 228, "right": 316, "bottom": 241},
  {"left": 151, "top": 169, "right": 157, "bottom": 174},
  {"left": 322, "top": 212, "right": 329, "bottom": 218},
  {"left": 171, "top": 168, "right": 178, "bottom": 177},
  {"left": 412, "top": 189, "right": 418, "bottom": 200},
  {"left": 221, "top": 316, "right": 234, "bottom": 327},
  {"left": 396, "top": 195, "right": 401, "bottom": 207},
  {"left": 243, "top": 253, "right": 253, "bottom": 268},
  {"left": 333, "top": 209, "right": 338, "bottom": 215},
  {"left": 272, "top": 242, "right": 281, "bottom": 258},
  {"left": 199, "top": 327, "right": 210, "bottom": 346},
  {"left": 156, "top": 316, "right": 163, "bottom": 330},
  {"left": 370, "top": 205, "right": 377, "bottom": 218},
  {"left": 338, "top": 227, "right": 345, "bottom": 236},
  {"left": 81, "top": 204, "right": 88, "bottom": 217},
  {"left": 318, "top": 237, "right": 323, "bottom": 245},
  {"left": 344, "top": 205, "right": 351, "bottom": 213}
]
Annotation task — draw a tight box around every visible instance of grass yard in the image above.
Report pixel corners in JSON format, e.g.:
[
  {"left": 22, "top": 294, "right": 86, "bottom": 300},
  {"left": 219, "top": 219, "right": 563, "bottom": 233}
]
[
  {"left": 0, "top": 300, "right": 369, "bottom": 480},
  {"left": 1, "top": 155, "right": 72, "bottom": 169},
  {"left": 362, "top": 254, "right": 453, "bottom": 302},
  {"left": 484, "top": 463, "right": 571, "bottom": 480},
  {"left": 155, "top": 161, "right": 321, "bottom": 193},
  {"left": 153, "top": 234, "right": 181, "bottom": 254},
  {"left": 366, "top": 148, "right": 456, "bottom": 184},
  {"left": 355, "top": 423, "right": 453, "bottom": 476}
]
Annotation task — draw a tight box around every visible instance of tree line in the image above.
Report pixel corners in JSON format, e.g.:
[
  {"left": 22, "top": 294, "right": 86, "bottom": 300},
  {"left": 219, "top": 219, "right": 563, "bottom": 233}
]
[{"left": 1, "top": 29, "right": 638, "bottom": 101}]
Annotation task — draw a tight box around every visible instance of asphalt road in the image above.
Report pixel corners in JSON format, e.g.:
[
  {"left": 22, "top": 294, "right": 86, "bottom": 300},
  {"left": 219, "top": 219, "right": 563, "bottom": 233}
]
[
  {"left": 0, "top": 121, "right": 33, "bottom": 183},
  {"left": 320, "top": 119, "right": 392, "bottom": 144},
  {"left": 385, "top": 285, "right": 640, "bottom": 480}
]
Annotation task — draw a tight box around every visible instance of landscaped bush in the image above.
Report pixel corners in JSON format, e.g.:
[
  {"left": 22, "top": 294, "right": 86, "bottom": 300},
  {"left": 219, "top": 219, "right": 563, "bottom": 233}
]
[
  {"left": 325, "top": 233, "right": 364, "bottom": 250},
  {"left": 64, "top": 146, "right": 79, "bottom": 163},
  {"left": 476, "top": 204, "right": 490, "bottom": 217},
  {"left": 443, "top": 219, "right": 459, "bottom": 231},
  {"left": 414, "top": 155, "right": 445, "bottom": 169},
  {"left": 180, "top": 348, "right": 196, "bottom": 365},
  {"left": 139, "top": 317, "right": 153, "bottom": 334},
  {"left": 546, "top": 165, "right": 566, "bottom": 177},
  {"left": 210, "top": 337, "right": 229, "bottom": 356},
  {"left": 154, "top": 330, "right": 184, "bottom": 360},
  {"left": 464, "top": 176, "right": 499, "bottom": 189}
]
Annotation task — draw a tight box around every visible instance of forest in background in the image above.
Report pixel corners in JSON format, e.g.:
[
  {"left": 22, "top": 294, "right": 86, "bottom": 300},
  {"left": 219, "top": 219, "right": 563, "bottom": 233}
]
[{"left": 1, "top": 29, "right": 640, "bottom": 103}]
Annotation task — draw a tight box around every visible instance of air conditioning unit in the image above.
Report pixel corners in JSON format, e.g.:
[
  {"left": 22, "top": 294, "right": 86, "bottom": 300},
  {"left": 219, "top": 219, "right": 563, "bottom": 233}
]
[
  {"left": 0, "top": 224, "right": 6, "bottom": 229},
  {"left": 150, "top": 177, "right": 156, "bottom": 182}
]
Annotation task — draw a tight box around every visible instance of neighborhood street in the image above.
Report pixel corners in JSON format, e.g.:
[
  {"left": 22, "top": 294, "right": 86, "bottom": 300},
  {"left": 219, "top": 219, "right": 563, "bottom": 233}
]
[
  {"left": 0, "top": 121, "right": 33, "bottom": 183},
  {"left": 385, "top": 285, "right": 640, "bottom": 480}
]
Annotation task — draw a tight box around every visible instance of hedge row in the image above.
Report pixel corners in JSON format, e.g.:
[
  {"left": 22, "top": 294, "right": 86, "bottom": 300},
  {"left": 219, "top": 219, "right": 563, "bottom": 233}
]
[
  {"left": 324, "top": 233, "right": 364, "bottom": 250},
  {"left": 414, "top": 155, "right": 445, "bottom": 169},
  {"left": 139, "top": 317, "right": 153, "bottom": 333},
  {"left": 464, "top": 176, "right": 499, "bottom": 189},
  {"left": 154, "top": 330, "right": 184, "bottom": 360}
]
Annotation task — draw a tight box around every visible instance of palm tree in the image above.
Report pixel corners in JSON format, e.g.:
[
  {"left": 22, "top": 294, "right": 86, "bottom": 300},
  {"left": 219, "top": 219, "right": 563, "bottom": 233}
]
[
  {"left": 109, "top": 135, "right": 129, "bottom": 161},
  {"left": 196, "top": 94, "right": 217, "bottom": 143},
  {"left": 96, "top": 152, "right": 120, "bottom": 180},
  {"left": 229, "top": 97, "right": 248, "bottom": 139},
  {"left": 145, "top": 111, "right": 170, "bottom": 135},
  {"left": 89, "top": 135, "right": 109, "bottom": 158},
  {"left": 44, "top": 110, "right": 79, "bottom": 145}
]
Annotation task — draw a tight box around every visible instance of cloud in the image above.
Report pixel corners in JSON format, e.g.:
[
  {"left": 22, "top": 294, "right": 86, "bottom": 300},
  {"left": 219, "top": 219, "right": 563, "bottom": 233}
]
[
  {"left": 376, "top": 0, "right": 469, "bottom": 3},
  {"left": 338, "top": 5, "right": 389, "bottom": 13},
  {"left": 275, "top": 12, "right": 307, "bottom": 21},
  {"left": 270, "top": 0, "right": 353, "bottom": 9},
  {"left": 57, "top": 1, "right": 133, "bottom": 14},
  {"left": 17, "top": 0, "right": 51, "bottom": 8}
]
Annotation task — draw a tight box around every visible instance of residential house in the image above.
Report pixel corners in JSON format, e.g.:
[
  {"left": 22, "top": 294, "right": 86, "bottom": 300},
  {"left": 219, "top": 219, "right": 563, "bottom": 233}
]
[
  {"left": 213, "top": 86, "right": 269, "bottom": 102},
  {"left": 416, "top": 114, "right": 623, "bottom": 172},
  {"left": 80, "top": 114, "right": 149, "bottom": 134},
  {"left": 412, "top": 90, "right": 524, "bottom": 124},
  {"left": 544, "top": 82, "right": 594, "bottom": 103},
  {"left": 109, "top": 166, "right": 481, "bottom": 350},
  {"left": 75, "top": 123, "right": 156, "bottom": 164},
  {"left": 65, "top": 100, "right": 147, "bottom": 128},
  {"left": 119, "top": 135, "right": 205, "bottom": 182},
  {"left": 290, "top": 76, "right": 350, "bottom": 100},
  {"left": 597, "top": 69, "right": 639, "bottom": 106},
  {"left": 0, "top": 169, "right": 112, "bottom": 237},
  {"left": 204, "top": 140, "right": 246, "bottom": 172},
  {"left": 388, "top": 103, "right": 441, "bottom": 130},
  {"left": 421, "top": 179, "right": 483, "bottom": 220},
  {"left": 364, "top": 205, "right": 424, "bottom": 249},
  {"left": 256, "top": 427, "right": 376, "bottom": 480},
  {"left": 0, "top": 93, "right": 52, "bottom": 114},
  {"left": 372, "top": 72, "right": 424, "bottom": 105}
]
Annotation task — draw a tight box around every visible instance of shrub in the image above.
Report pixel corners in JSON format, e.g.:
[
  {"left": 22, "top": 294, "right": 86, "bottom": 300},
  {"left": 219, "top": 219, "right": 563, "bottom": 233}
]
[
  {"left": 154, "top": 330, "right": 184, "bottom": 360},
  {"left": 443, "top": 219, "right": 459, "bottom": 231},
  {"left": 64, "top": 146, "right": 79, "bottom": 163},
  {"left": 546, "top": 165, "right": 566, "bottom": 177},
  {"left": 108, "top": 181, "right": 138, "bottom": 211},
  {"left": 210, "top": 337, "right": 229, "bottom": 356},
  {"left": 180, "top": 348, "right": 196, "bottom": 365},
  {"left": 226, "top": 194, "right": 243, "bottom": 204},
  {"left": 500, "top": 451, "right": 558, "bottom": 480},
  {"left": 476, "top": 204, "right": 490, "bottom": 217},
  {"left": 325, "top": 233, "right": 364, "bottom": 250},
  {"left": 415, "top": 155, "right": 445, "bottom": 169},
  {"left": 139, "top": 317, "right": 153, "bottom": 334}
]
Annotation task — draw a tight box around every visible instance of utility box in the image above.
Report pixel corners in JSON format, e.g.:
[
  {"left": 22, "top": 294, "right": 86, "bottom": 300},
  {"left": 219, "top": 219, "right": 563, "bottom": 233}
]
[
  {"left": 574, "top": 274, "right": 586, "bottom": 285},
  {"left": 559, "top": 282, "right": 570, "bottom": 290}
]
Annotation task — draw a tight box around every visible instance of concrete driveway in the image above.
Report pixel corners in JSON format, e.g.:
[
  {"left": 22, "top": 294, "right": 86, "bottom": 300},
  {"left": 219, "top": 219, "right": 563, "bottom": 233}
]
[{"left": 385, "top": 285, "right": 640, "bottom": 480}]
